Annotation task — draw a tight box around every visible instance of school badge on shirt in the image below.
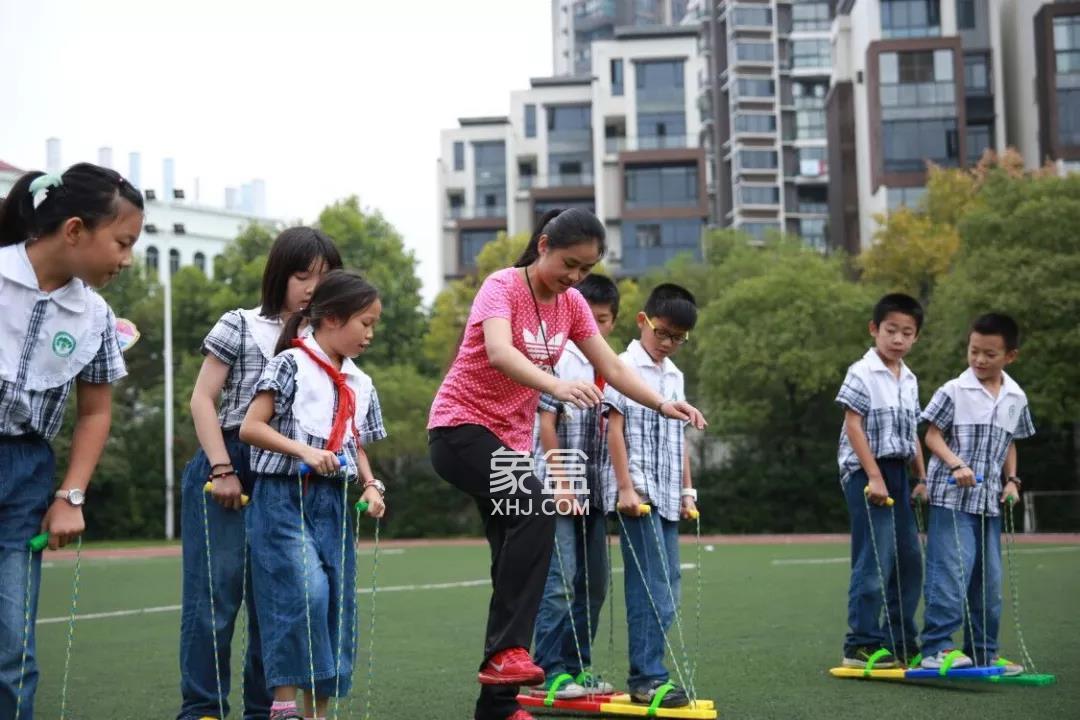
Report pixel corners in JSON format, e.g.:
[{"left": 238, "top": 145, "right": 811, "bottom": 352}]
[{"left": 52, "top": 331, "right": 76, "bottom": 357}]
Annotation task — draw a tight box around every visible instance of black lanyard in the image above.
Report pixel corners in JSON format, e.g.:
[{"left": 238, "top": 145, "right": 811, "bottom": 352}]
[{"left": 524, "top": 266, "right": 559, "bottom": 376}]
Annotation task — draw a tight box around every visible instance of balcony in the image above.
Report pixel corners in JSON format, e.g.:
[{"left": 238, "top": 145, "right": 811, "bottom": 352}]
[
  {"left": 445, "top": 205, "right": 507, "bottom": 220},
  {"left": 620, "top": 245, "right": 702, "bottom": 273},
  {"left": 606, "top": 135, "right": 696, "bottom": 153},
  {"left": 521, "top": 173, "right": 595, "bottom": 189}
]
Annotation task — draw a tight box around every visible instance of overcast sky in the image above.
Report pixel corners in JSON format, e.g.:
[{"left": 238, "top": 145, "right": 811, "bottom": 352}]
[{"left": 0, "top": 0, "right": 553, "bottom": 303}]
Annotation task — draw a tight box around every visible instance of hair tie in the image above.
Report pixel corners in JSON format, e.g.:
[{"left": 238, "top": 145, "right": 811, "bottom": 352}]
[{"left": 29, "top": 173, "right": 63, "bottom": 210}]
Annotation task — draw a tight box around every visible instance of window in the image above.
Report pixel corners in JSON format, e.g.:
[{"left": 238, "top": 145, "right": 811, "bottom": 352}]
[
  {"left": 448, "top": 194, "right": 464, "bottom": 218},
  {"left": 453, "top": 141, "right": 464, "bottom": 171},
  {"left": 534, "top": 197, "right": 594, "bottom": 224},
  {"left": 459, "top": 229, "right": 500, "bottom": 269},
  {"left": 1056, "top": 17, "right": 1080, "bottom": 146},
  {"left": 635, "top": 224, "right": 661, "bottom": 248},
  {"left": 791, "top": 39, "right": 830, "bottom": 69},
  {"left": 636, "top": 59, "right": 684, "bottom": 91},
  {"left": 736, "top": 42, "right": 774, "bottom": 63},
  {"left": 525, "top": 104, "right": 536, "bottom": 138},
  {"left": 733, "top": 6, "right": 771, "bottom": 27},
  {"left": 737, "top": 149, "right": 778, "bottom": 171},
  {"left": 967, "top": 124, "right": 993, "bottom": 163},
  {"left": 473, "top": 141, "right": 506, "bottom": 215},
  {"left": 887, "top": 186, "right": 927, "bottom": 210},
  {"left": 796, "top": 184, "right": 828, "bottom": 213},
  {"left": 734, "top": 113, "right": 776, "bottom": 133},
  {"left": 169, "top": 248, "right": 180, "bottom": 275},
  {"left": 956, "top": 0, "right": 976, "bottom": 30},
  {"left": 624, "top": 163, "right": 698, "bottom": 208},
  {"left": 193, "top": 252, "right": 206, "bottom": 274},
  {"left": 879, "top": 50, "right": 956, "bottom": 112},
  {"left": 800, "top": 218, "right": 827, "bottom": 250},
  {"left": 881, "top": 0, "right": 941, "bottom": 38},
  {"left": 740, "top": 185, "right": 780, "bottom": 205},
  {"left": 794, "top": 81, "right": 827, "bottom": 139},
  {"left": 611, "top": 58, "right": 624, "bottom": 96},
  {"left": 798, "top": 146, "right": 828, "bottom": 177},
  {"left": 145, "top": 245, "right": 158, "bottom": 274},
  {"left": 736, "top": 77, "right": 775, "bottom": 98},
  {"left": 964, "top": 53, "right": 990, "bottom": 96},
  {"left": 621, "top": 219, "right": 703, "bottom": 271},
  {"left": 792, "top": 2, "right": 830, "bottom": 31},
  {"left": 882, "top": 118, "right": 959, "bottom": 171}
]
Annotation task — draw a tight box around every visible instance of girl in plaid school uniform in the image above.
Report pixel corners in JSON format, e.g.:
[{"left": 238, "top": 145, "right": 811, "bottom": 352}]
[
  {"left": 177, "top": 228, "right": 342, "bottom": 720},
  {"left": 240, "top": 270, "right": 387, "bottom": 720},
  {"left": 0, "top": 163, "right": 143, "bottom": 717}
]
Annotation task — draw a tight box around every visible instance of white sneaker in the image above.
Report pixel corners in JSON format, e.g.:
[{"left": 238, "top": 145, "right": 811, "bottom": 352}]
[
  {"left": 991, "top": 656, "right": 1025, "bottom": 676},
  {"left": 921, "top": 649, "right": 973, "bottom": 671},
  {"left": 529, "top": 680, "right": 587, "bottom": 699},
  {"left": 576, "top": 671, "right": 615, "bottom": 693}
]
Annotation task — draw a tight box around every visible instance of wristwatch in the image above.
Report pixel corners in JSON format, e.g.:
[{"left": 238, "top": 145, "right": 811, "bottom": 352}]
[
  {"left": 55, "top": 489, "right": 86, "bottom": 507},
  {"left": 681, "top": 488, "right": 698, "bottom": 501},
  {"left": 363, "top": 479, "right": 386, "bottom": 496}
]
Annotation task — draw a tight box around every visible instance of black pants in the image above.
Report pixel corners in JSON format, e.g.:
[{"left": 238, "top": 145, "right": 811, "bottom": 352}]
[{"left": 429, "top": 424, "right": 556, "bottom": 720}]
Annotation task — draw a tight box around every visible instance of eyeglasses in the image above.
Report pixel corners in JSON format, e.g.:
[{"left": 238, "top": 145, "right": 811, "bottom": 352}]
[{"left": 644, "top": 316, "right": 689, "bottom": 345}]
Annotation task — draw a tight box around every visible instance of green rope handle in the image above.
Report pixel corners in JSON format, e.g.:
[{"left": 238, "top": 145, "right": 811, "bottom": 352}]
[
  {"left": 58, "top": 536, "right": 82, "bottom": 720},
  {"left": 908, "top": 652, "right": 922, "bottom": 669},
  {"left": 939, "top": 649, "right": 965, "bottom": 677},
  {"left": 544, "top": 672, "right": 575, "bottom": 706},
  {"left": 201, "top": 488, "right": 227, "bottom": 720},
  {"left": 861, "top": 647, "right": 892, "bottom": 677},
  {"left": 646, "top": 682, "right": 676, "bottom": 716}
]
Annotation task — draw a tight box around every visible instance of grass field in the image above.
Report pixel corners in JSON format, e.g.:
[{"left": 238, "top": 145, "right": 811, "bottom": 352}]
[{"left": 28, "top": 537, "right": 1080, "bottom": 719}]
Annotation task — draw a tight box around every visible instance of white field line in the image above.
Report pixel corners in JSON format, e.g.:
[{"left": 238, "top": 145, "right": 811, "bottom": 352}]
[
  {"left": 771, "top": 546, "right": 1080, "bottom": 566},
  {"left": 37, "top": 563, "right": 696, "bottom": 625}
]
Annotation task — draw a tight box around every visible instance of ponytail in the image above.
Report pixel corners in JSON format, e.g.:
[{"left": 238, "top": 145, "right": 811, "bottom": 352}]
[
  {"left": 0, "top": 163, "right": 143, "bottom": 247},
  {"left": 513, "top": 207, "right": 606, "bottom": 267},
  {"left": 276, "top": 311, "right": 308, "bottom": 356}
]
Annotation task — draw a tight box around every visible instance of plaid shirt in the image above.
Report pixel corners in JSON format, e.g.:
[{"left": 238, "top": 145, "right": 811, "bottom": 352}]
[
  {"left": 533, "top": 342, "right": 607, "bottom": 506},
  {"left": 922, "top": 368, "right": 1035, "bottom": 517},
  {"left": 835, "top": 348, "right": 921, "bottom": 484},
  {"left": 249, "top": 352, "right": 387, "bottom": 477},
  {"left": 202, "top": 308, "right": 282, "bottom": 430},
  {"left": 0, "top": 243, "right": 127, "bottom": 440},
  {"left": 601, "top": 340, "right": 686, "bottom": 521}
]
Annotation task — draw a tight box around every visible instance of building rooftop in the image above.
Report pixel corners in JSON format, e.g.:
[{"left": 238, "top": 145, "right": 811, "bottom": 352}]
[
  {"left": 458, "top": 116, "right": 510, "bottom": 127},
  {"left": 529, "top": 75, "right": 594, "bottom": 87}
]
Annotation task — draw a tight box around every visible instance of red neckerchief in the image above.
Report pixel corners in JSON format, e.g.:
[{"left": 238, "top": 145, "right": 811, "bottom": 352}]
[{"left": 292, "top": 337, "right": 365, "bottom": 483}]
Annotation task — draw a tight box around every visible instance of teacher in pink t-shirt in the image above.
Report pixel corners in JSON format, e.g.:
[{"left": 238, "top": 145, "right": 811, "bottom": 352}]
[{"left": 428, "top": 208, "right": 707, "bottom": 720}]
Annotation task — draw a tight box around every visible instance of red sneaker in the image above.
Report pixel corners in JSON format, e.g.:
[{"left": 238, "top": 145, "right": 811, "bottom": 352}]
[
  {"left": 506, "top": 710, "right": 536, "bottom": 720},
  {"left": 477, "top": 647, "right": 545, "bottom": 685}
]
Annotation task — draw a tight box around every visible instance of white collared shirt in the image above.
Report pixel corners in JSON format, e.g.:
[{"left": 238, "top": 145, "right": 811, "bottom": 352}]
[
  {"left": 202, "top": 307, "right": 284, "bottom": 430},
  {"left": 835, "top": 347, "right": 921, "bottom": 483},
  {"left": 601, "top": 339, "right": 686, "bottom": 521},
  {"left": 922, "top": 368, "right": 1036, "bottom": 516},
  {"left": 250, "top": 332, "right": 386, "bottom": 477},
  {"left": 0, "top": 242, "right": 127, "bottom": 439}
]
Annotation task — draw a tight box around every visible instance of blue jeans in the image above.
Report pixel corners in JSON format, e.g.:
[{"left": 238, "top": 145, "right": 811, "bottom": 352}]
[
  {"left": 921, "top": 505, "right": 1002, "bottom": 665},
  {"left": 178, "top": 432, "right": 271, "bottom": 720},
  {"left": 247, "top": 474, "right": 356, "bottom": 696},
  {"left": 843, "top": 460, "right": 922, "bottom": 657},
  {"left": 619, "top": 512, "right": 680, "bottom": 690},
  {"left": 533, "top": 511, "right": 609, "bottom": 680},
  {"left": 0, "top": 436, "right": 53, "bottom": 719}
]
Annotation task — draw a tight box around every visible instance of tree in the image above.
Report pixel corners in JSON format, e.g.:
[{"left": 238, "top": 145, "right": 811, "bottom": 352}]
[
  {"left": 318, "top": 198, "right": 426, "bottom": 368},
  {"left": 695, "top": 235, "right": 878, "bottom": 531}
]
